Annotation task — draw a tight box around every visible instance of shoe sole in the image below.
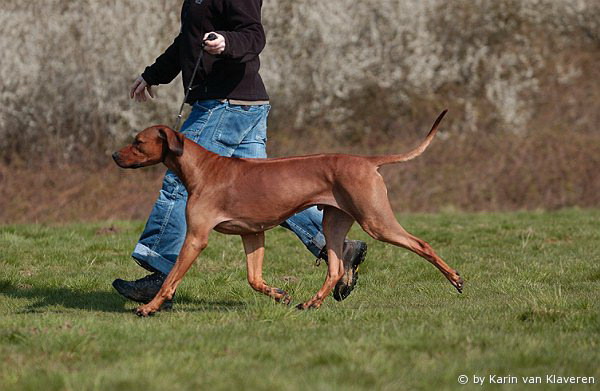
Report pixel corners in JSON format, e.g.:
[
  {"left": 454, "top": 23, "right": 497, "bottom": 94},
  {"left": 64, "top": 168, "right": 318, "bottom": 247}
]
[
  {"left": 333, "top": 243, "right": 367, "bottom": 302},
  {"left": 112, "top": 279, "right": 174, "bottom": 309},
  {"left": 112, "top": 279, "right": 153, "bottom": 303}
]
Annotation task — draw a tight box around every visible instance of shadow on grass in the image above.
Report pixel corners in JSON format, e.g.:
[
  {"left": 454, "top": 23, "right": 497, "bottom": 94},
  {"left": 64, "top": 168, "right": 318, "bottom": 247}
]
[{"left": 0, "top": 279, "right": 245, "bottom": 314}]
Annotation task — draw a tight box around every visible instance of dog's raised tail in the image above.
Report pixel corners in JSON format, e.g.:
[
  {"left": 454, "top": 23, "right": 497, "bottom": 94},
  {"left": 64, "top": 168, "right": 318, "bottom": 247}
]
[{"left": 371, "top": 110, "right": 447, "bottom": 167}]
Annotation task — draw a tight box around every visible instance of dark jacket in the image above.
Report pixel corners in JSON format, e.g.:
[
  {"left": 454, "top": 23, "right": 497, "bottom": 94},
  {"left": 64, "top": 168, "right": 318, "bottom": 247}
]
[{"left": 141, "top": 0, "right": 268, "bottom": 102}]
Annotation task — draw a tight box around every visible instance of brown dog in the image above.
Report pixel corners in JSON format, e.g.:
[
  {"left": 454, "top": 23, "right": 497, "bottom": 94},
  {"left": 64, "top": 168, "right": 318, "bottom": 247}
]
[{"left": 113, "top": 110, "right": 463, "bottom": 316}]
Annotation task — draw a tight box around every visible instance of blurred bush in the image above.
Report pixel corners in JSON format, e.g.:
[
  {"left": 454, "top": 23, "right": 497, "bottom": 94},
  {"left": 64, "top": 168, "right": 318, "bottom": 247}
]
[{"left": 0, "top": 0, "right": 598, "bottom": 218}]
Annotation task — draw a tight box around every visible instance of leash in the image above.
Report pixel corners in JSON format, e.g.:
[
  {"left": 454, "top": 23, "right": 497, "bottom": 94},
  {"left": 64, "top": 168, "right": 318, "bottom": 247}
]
[{"left": 173, "top": 33, "right": 217, "bottom": 131}]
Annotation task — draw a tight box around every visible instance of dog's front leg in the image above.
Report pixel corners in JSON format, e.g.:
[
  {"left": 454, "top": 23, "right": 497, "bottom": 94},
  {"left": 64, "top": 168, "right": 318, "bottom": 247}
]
[
  {"left": 136, "top": 230, "right": 209, "bottom": 317},
  {"left": 242, "top": 232, "right": 292, "bottom": 304}
]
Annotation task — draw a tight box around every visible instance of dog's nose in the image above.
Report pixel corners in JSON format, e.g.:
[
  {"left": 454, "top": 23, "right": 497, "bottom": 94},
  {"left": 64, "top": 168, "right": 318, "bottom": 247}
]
[{"left": 112, "top": 152, "right": 120, "bottom": 161}]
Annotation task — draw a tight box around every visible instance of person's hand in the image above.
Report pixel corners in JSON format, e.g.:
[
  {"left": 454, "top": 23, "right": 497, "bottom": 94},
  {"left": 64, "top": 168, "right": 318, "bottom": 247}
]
[
  {"left": 203, "top": 32, "right": 225, "bottom": 55},
  {"left": 129, "top": 76, "right": 155, "bottom": 102}
]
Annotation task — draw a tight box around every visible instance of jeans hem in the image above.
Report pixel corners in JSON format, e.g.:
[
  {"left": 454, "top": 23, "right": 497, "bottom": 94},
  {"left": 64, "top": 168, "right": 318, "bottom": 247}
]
[
  {"left": 132, "top": 243, "right": 174, "bottom": 275},
  {"left": 282, "top": 216, "right": 326, "bottom": 258},
  {"left": 311, "top": 231, "right": 327, "bottom": 254}
]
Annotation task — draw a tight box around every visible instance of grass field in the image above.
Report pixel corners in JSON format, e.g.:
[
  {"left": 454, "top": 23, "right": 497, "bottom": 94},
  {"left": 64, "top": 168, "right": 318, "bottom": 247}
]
[{"left": 1, "top": 209, "right": 599, "bottom": 390}]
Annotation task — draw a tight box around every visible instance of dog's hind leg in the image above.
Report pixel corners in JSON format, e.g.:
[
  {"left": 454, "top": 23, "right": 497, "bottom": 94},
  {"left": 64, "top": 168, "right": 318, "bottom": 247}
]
[
  {"left": 354, "top": 195, "right": 463, "bottom": 292},
  {"left": 242, "top": 232, "right": 292, "bottom": 305},
  {"left": 297, "top": 206, "right": 355, "bottom": 309},
  {"left": 360, "top": 208, "right": 464, "bottom": 293}
]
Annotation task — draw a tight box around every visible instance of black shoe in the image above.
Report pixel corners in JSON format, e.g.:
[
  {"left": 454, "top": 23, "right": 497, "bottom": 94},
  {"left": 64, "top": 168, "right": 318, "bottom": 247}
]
[
  {"left": 319, "top": 240, "right": 368, "bottom": 302},
  {"left": 112, "top": 272, "right": 173, "bottom": 309}
]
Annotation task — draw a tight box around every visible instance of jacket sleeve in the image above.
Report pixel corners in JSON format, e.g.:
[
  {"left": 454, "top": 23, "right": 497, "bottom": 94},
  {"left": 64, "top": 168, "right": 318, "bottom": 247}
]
[
  {"left": 141, "top": 34, "right": 182, "bottom": 86},
  {"left": 217, "top": 0, "right": 265, "bottom": 63}
]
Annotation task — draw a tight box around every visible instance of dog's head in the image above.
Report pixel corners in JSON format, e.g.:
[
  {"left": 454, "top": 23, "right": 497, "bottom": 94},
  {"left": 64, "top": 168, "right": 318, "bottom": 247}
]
[{"left": 112, "top": 125, "right": 184, "bottom": 169}]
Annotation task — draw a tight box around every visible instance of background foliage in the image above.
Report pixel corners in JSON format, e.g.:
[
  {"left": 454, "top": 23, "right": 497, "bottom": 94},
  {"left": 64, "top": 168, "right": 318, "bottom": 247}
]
[{"left": 0, "top": 0, "right": 599, "bottom": 221}]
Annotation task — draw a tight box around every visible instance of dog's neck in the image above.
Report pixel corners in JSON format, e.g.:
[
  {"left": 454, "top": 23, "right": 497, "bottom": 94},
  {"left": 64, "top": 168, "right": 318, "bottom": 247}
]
[{"left": 163, "top": 139, "right": 219, "bottom": 193}]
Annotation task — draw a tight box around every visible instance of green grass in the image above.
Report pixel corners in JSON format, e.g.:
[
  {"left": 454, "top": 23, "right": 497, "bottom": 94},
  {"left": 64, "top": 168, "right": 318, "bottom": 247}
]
[{"left": 1, "top": 209, "right": 599, "bottom": 390}]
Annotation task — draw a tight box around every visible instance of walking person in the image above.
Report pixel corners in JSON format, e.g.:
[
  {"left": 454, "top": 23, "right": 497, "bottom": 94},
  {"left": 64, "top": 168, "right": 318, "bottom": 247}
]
[{"left": 112, "top": 0, "right": 367, "bottom": 308}]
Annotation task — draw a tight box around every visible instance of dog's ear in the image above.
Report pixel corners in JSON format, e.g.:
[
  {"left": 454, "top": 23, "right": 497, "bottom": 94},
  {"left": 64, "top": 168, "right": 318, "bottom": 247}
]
[{"left": 158, "top": 126, "right": 184, "bottom": 157}]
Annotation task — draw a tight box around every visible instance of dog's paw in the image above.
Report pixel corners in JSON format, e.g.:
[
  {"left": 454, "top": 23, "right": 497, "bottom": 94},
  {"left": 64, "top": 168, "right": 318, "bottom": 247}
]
[
  {"left": 278, "top": 294, "right": 292, "bottom": 305},
  {"left": 295, "top": 301, "right": 321, "bottom": 310},
  {"left": 273, "top": 288, "right": 292, "bottom": 305},
  {"left": 134, "top": 305, "right": 157, "bottom": 317},
  {"left": 452, "top": 272, "right": 464, "bottom": 293}
]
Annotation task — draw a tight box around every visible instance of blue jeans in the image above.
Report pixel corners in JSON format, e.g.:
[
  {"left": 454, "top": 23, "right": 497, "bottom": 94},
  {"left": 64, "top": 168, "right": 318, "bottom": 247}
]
[{"left": 132, "top": 100, "right": 326, "bottom": 274}]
